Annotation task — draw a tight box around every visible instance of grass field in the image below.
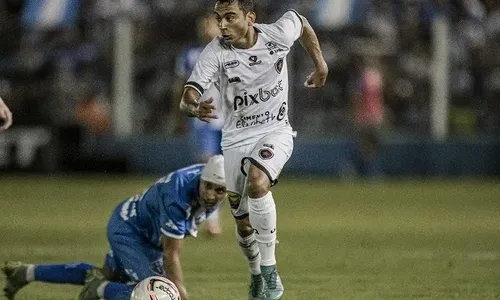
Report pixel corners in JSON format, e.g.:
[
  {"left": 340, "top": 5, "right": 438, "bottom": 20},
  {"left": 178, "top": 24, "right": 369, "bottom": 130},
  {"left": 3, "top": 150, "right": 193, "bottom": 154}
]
[{"left": 1, "top": 175, "right": 500, "bottom": 299}]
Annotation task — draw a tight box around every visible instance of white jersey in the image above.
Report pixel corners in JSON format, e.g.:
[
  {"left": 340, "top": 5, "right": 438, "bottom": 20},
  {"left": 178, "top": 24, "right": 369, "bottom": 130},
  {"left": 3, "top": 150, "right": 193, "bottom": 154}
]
[{"left": 186, "top": 10, "right": 303, "bottom": 149}]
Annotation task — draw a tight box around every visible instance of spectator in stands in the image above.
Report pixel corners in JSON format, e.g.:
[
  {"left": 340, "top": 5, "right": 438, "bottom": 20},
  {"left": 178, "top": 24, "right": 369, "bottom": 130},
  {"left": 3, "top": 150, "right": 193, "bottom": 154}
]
[{"left": 350, "top": 54, "right": 384, "bottom": 178}]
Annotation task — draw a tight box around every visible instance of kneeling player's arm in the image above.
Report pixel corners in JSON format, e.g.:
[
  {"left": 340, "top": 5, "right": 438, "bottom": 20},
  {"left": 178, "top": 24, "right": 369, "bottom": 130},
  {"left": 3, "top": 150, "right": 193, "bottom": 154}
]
[
  {"left": 179, "top": 86, "right": 201, "bottom": 118},
  {"left": 163, "top": 235, "right": 189, "bottom": 300}
]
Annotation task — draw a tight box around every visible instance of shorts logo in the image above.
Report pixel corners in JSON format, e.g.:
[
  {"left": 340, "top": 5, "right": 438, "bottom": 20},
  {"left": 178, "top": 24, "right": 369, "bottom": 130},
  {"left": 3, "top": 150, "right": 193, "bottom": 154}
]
[
  {"left": 275, "top": 58, "right": 284, "bottom": 74},
  {"left": 259, "top": 148, "right": 274, "bottom": 160},
  {"left": 224, "top": 60, "right": 240, "bottom": 69},
  {"left": 227, "top": 191, "right": 242, "bottom": 209}
]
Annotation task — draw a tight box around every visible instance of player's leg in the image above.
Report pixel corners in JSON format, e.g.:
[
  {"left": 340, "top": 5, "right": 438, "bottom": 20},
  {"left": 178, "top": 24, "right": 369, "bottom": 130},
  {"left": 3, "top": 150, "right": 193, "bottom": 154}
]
[
  {"left": 79, "top": 208, "right": 163, "bottom": 300},
  {"left": 234, "top": 216, "right": 265, "bottom": 300},
  {"left": 79, "top": 239, "right": 163, "bottom": 300},
  {"left": 224, "top": 146, "right": 265, "bottom": 300},
  {"left": 2, "top": 261, "right": 95, "bottom": 299},
  {"left": 245, "top": 130, "right": 294, "bottom": 300}
]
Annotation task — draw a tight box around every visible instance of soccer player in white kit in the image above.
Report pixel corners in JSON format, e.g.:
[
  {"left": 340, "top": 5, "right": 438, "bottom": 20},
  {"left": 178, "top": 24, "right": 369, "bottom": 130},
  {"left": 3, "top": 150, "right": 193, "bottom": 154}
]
[{"left": 179, "top": 1, "right": 328, "bottom": 299}]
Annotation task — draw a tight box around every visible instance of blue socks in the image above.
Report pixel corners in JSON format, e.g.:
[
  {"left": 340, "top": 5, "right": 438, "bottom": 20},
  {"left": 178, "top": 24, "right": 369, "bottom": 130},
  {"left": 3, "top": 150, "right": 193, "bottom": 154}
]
[
  {"left": 103, "top": 281, "right": 135, "bottom": 300},
  {"left": 33, "top": 262, "right": 134, "bottom": 299},
  {"left": 34, "top": 263, "right": 95, "bottom": 284}
]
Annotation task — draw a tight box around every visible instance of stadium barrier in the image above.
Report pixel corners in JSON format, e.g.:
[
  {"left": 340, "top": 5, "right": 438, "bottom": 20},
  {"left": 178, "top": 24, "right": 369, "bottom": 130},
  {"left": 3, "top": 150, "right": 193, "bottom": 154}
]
[
  {"left": 87, "top": 136, "right": 500, "bottom": 176},
  {"left": 2, "top": 129, "right": 498, "bottom": 176}
]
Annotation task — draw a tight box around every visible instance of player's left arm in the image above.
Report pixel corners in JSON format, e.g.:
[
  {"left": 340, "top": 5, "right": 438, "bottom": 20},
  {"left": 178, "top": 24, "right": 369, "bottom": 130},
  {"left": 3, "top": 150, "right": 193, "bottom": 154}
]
[
  {"left": 297, "top": 15, "right": 329, "bottom": 88},
  {"left": 162, "top": 235, "right": 188, "bottom": 300}
]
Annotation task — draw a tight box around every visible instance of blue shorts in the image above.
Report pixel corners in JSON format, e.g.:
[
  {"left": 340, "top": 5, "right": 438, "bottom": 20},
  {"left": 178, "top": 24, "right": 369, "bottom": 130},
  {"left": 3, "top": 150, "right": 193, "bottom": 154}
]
[{"left": 104, "top": 205, "right": 164, "bottom": 283}]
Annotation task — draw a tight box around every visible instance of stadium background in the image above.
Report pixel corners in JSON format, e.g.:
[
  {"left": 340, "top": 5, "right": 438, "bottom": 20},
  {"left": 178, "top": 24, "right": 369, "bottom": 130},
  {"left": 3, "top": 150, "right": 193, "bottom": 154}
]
[{"left": 0, "top": 1, "right": 499, "bottom": 299}]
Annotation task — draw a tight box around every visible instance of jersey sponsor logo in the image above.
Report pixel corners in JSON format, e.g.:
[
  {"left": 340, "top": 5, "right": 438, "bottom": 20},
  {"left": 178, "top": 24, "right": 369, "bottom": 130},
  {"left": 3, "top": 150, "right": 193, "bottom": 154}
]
[
  {"left": 236, "top": 111, "right": 283, "bottom": 128},
  {"left": 249, "top": 55, "right": 262, "bottom": 66},
  {"left": 275, "top": 57, "right": 284, "bottom": 74},
  {"left": 224, "top": 60, "right": 240, "bottom": 69},
  {"left": 259, "top": 148, "right": 274, "bottom": 160},
  {"left": 227, "top": 191, "right": 241, "bottom": 209},
  {"left": 277, "top": 102, "right": 287, "bottom": 121},
  {"left": 233, "top": 80, "right": 283, "bottom": 110},
  {"left": 265, "top": 41, "right": 285, "bottom": 55}
]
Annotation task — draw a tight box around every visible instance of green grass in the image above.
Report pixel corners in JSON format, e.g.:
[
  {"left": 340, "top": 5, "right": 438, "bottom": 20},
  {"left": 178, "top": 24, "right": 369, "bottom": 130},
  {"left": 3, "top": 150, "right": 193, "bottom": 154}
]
[{"left": 1, "top": 175, "right": 500, "bottom": 299}]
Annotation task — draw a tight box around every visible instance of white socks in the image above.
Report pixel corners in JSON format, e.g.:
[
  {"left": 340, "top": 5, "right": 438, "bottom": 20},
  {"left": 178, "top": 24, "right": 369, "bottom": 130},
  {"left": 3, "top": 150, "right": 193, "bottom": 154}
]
[
  {"left": 248, "top": 191, "right": 277, "bottom": 266},
  {"left": 26, "top": 264, "right": 35, "bottom": 282},
  {"left": 236, "top": 229, "right": 261, "bottom": 275}
]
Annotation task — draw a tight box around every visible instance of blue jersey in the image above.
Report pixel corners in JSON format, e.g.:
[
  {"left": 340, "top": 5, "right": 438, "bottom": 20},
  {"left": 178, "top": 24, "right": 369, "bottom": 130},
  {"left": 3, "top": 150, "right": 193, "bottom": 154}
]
[
  {"left": 175, "top": 46, "right": 203, "bottom": 79},
  {"left": 117, "top": 164, "right": 219, "bottom": 246}
]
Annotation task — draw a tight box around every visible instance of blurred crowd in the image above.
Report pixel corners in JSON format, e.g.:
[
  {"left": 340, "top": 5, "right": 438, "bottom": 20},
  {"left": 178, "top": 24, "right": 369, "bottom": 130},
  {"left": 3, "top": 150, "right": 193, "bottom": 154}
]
[{"left": 0, "top": 0, "right": 499, "bottom": 139}]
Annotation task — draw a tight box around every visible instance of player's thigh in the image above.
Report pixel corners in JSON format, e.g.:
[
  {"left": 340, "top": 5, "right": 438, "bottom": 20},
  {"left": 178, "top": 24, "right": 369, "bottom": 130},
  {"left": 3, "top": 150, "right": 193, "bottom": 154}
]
[
  {"left": 223, "top": 145, "right": 253, "bottom": 217},
  {"left": 106, "top": 211, "right": 163, "bottom": 282},
  {"left": 246, "top": 130, "right": 294, "bottom": 183}
]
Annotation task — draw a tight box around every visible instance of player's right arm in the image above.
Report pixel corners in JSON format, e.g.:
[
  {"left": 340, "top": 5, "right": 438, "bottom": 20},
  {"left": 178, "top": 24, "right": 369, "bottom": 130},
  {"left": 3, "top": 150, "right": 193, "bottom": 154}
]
[
  {"left": 297, "top": 14, "right": 328, "bottom": 88},
  {"left": 0, "top": 96, "right": 13, "bottom": 131},
  {"left": 179, "top": 41, "right": 220, "bottom": 122},
  {"left": 162, "top": 235, "right": 188, "bottom": 300},
  {"left": 158, "top": 174, "right": 190, "bottom": 299}
]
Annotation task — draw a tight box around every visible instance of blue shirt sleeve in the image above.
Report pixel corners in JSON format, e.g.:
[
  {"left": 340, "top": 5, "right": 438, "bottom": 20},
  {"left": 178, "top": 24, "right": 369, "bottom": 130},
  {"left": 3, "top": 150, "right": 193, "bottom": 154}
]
[{"left": 158, "top": 173, "right": 188, "bottom": 239}]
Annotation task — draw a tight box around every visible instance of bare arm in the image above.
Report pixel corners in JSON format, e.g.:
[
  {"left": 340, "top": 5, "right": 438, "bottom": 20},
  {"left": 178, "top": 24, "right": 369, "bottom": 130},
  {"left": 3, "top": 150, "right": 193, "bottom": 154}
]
[
  {"left": 0, "top": 97, "right": 13, "bottom": 131},
  {"left": 179, "top": 86, "right": 217, "bottom": 123},
  {"left": 298, "top": 16, "right": 328, "bottom": 88},
  {"left": 162, "top": 235, "right": 188, "bottom": 300}
]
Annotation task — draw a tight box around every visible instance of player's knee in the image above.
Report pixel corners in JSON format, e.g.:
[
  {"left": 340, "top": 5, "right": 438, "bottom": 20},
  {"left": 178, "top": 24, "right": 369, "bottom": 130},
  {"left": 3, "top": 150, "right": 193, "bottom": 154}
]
[
  {"left": 247, "top": 167, "right": 270, "bottom": 198},
  {"left": 236, "top": 218, "right": 253, "bottom": 237}
]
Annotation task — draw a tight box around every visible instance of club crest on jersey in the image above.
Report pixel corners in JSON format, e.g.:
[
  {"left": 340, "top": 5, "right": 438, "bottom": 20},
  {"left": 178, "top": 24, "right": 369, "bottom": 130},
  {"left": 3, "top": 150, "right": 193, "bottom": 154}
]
[
  {"left": 224, "top": 60, "right": 240, "bottom": 69},
  {"left": 275, "top": 58, "right": 284, "bottom": 74},
  {"left": 259, "top": 148, "right": 274, "bottom": 160},
  {"left": 227, "top": 191, "right": 242, "bottom": 209},
  {"left": 249, "top": 55, "right": 262, "bottom": 66}
]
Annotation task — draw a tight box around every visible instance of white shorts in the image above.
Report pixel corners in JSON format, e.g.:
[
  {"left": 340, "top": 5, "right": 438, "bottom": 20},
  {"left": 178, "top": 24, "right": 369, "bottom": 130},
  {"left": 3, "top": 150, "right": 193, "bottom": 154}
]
[{"left": 223, "top": 129, "right": 294, "bottom": 218}]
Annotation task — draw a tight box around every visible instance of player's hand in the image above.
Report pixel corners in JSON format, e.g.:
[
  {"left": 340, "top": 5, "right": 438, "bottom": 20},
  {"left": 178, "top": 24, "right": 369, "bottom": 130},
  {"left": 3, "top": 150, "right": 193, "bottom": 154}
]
[
  {"left": 0, "top": 97, "right": 13, "bottom": 131},
  {"left": 196, "top": 97, "right": 218, "bottom": 123},
  {"left": 304, "top": 64, "right": 328, "bottom": 88}
]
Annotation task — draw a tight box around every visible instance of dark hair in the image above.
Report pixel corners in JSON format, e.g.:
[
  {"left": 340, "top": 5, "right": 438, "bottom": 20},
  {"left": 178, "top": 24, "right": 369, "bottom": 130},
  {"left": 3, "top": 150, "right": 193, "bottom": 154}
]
[{"left": 216, "top": 0, "right": 254, "bottom": 14}]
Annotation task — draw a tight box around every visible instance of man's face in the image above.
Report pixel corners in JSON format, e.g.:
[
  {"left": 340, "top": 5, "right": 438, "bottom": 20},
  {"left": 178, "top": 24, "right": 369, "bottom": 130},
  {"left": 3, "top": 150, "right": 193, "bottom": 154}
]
[
  {"left": 214, "top": 1, "right": 255, "bottom": 47},
  {"left": 199, "top": 179, "right": 226, "bottom": 208}
]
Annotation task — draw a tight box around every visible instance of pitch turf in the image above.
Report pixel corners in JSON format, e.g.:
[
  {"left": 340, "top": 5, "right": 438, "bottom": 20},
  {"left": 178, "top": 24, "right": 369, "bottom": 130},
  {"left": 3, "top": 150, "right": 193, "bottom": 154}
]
[{"left": 1, "top": 175, "right": 499, "bottom": 299}]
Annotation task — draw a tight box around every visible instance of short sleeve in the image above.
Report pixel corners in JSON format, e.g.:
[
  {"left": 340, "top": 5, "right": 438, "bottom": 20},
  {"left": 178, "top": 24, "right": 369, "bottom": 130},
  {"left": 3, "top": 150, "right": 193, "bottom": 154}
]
[
  {"left": 266, "top": 10, "right": 303, "bottom": 47},
  {"left": 185, "top": 40, "right": 221, "bottom": 96},
  {"left": 158, "top": 175, "right": 187, "bottom": 239},
  {"left": 160, "top": 202, "right": 187, "bottom": 239}
]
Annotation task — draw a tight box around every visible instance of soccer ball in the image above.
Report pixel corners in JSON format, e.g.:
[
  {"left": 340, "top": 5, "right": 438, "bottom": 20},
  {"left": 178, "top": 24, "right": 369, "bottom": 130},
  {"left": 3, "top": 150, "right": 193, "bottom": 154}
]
[{"left": 130, "top": 276, "right": 181, "bottom": 300}]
